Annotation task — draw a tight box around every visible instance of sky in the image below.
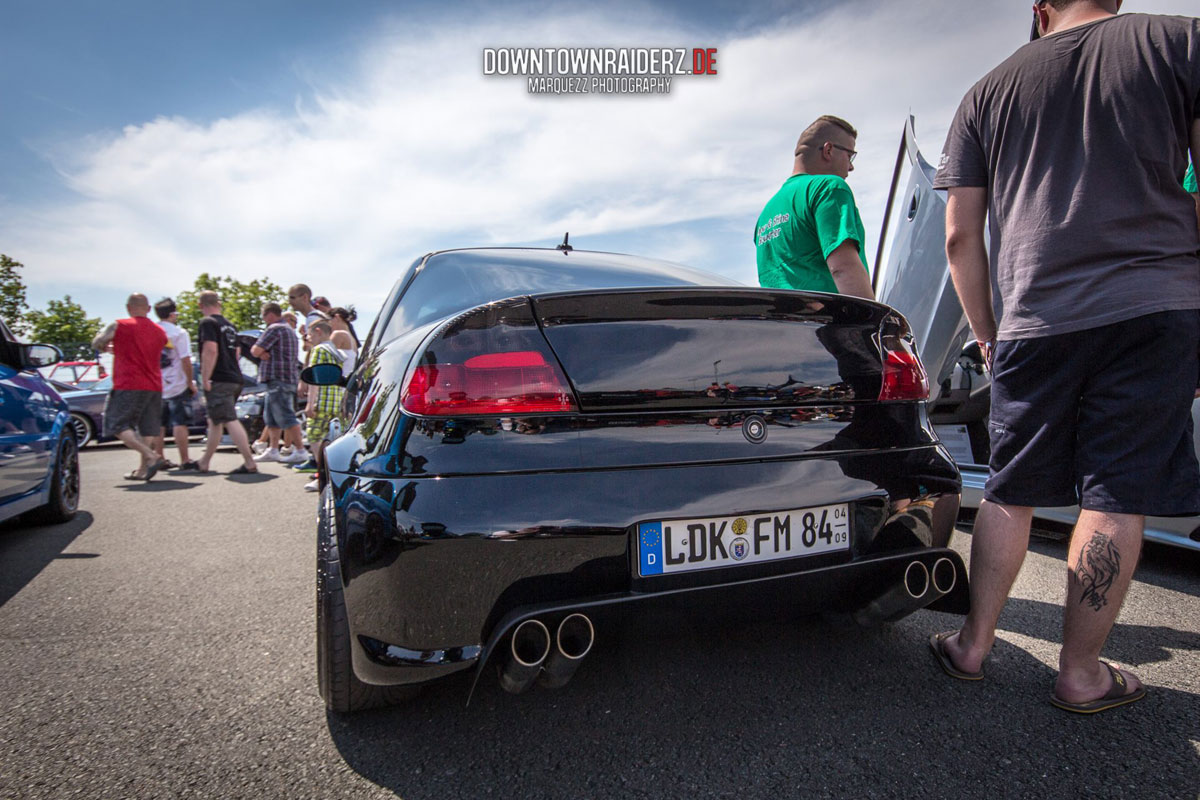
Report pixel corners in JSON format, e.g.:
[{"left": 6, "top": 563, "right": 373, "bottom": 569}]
[{"left": 3, "top": 0, "right": 1197, "bottom": 334}]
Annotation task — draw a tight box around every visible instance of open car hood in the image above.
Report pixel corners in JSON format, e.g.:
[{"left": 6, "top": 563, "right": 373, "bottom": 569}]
[{"left": 873, "top": 116, "right": 986, "bottom": 415}]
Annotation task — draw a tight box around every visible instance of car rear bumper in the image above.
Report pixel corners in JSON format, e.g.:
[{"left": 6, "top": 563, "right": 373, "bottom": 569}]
[{"left": 329, "top": 444, "right": 965, "bottom": 688}]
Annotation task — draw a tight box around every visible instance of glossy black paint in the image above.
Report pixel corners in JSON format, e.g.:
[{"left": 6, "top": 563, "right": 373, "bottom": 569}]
[{"left": 321, "top": 247, "right": 965, "bottom": 694}]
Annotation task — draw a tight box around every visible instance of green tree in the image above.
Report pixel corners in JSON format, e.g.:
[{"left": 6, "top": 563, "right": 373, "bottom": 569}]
[
  {"left": 0, "top": 254, "right": 29, "bottom": 331},
  {"left": 24, "top": 295, "right": 103, "bottom": 360},
  {"left": 175, "top": 273, "right": 285, "bottom": 339}
]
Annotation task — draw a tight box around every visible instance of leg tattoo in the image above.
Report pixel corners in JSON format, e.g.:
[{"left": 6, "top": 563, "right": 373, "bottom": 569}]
[{"left": 1071, "top": 532, "right": 1121, "bottom": 612}]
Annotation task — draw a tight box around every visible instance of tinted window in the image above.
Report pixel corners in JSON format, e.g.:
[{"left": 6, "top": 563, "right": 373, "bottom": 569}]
[{"left": 379, "top": 249, "right": 730, "bottom": 344}]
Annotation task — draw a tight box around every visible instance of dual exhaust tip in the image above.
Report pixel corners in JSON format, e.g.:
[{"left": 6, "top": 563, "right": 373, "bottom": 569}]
[
  {"left": 498, "top": 613, "right": 594, "bottom": 695},
  {"left": 853, "top": 556, "right": 957, "bottom": 626}
]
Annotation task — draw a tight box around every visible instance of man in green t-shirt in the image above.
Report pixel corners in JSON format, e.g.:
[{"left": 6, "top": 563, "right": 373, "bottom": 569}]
[{"left": 754, "top": 115, "right": 874, "bottom": 299}]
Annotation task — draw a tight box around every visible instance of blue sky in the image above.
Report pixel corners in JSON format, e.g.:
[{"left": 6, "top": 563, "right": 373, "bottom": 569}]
[{"left": 3, "top": 0, "right": 1196, "bottom": 332}]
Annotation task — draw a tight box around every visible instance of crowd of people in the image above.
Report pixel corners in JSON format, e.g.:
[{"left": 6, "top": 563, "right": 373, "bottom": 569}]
[{"left": 91, "top": 283, "right": 357, "bottom": 494}]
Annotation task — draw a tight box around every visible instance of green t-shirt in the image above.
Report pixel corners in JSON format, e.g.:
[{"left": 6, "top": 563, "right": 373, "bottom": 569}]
[
  {"left": 1185, "top": 163, "right": 1197, "bottom": 193},
  {"left": 754, "top": 173, "right": 868, "bottom": 293}
]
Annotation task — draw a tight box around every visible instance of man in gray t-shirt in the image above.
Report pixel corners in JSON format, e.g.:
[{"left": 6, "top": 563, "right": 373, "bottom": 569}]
[{"left": 928, "top": 2, "right": 1200, "bottom": 714}]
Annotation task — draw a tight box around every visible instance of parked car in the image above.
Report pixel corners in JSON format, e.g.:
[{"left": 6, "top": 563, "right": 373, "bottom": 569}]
[
  {"left": 873, "top": 116, "right": 1200, "bottom": 553},
  {"left": 305, "top": 246, "right": 967, "bottom": 712},
  {"left": 43, "top": 359, "right": 107, "bottom": 387},
  {"left": 0, "top": 318, "right": 79, "bottom": 525}
]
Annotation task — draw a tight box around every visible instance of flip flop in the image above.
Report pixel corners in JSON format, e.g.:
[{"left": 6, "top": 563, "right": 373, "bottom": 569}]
[
  {"left": 178, "top": 461, "right": 202, "bottom": 471},
  {"left": 229, "top": 464, "right": 259, "bottom": 475},
  {"left": 929, "top": 630, "right": 984, "bottom": 681},
  {"left": 1049, "top": 662, "right": 1146, "bottom": 714},
  {"left": 143, "top": 461, "right": 159, "bottom": 481},
  {"left": 123, "top": 471, "right": 146, "bottom": 481}
]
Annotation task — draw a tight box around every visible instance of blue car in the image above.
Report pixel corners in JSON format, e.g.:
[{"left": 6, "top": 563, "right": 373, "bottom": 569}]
[{"left": 0, "top": 318, "right": 79, "bottom": 525}]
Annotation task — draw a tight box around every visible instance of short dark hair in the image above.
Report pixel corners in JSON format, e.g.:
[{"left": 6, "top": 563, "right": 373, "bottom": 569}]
[
  {"left": 261, "top": 301, "right": 283, "bottom": 317},
  {"left": 154, "top": 298, "right": 176, "bottom": 320},
  {"left": 309, "top": 320, "right": 333, "bottom": 337}
]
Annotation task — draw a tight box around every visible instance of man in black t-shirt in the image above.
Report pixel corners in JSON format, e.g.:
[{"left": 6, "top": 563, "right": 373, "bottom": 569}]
[
  {"left": 929, "top": 2, "right": 1200, "bottom": 714},
  {"left": 195, "top": 291, "right": 258, "bottom": 474}
]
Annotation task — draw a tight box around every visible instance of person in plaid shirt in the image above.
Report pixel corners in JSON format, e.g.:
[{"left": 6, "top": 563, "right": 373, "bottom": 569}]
[
  {"left": 301, "top": 321, "right": 345, "bottom": 491},
  {"left": 250, "top": 302, "right": 310, "bottom": 465}
]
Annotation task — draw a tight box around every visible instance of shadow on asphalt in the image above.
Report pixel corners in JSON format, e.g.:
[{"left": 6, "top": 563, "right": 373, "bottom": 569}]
[
  {"left": 0, "top": 510, "right": 93, "bottom": 607},
  {"left": 323, "top": 607, "right": 1199, "bottom": 799},
  {"left": 116, "top": 479, "right": 203, "bottom": 492}
]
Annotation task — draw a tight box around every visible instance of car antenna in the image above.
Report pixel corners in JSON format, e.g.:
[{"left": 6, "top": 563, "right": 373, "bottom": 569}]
[{"left": 556, "top": 232, "right": 573, "bottom": 253}]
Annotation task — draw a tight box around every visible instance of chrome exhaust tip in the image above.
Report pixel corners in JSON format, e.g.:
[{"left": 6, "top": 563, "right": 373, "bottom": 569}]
[
  {"left": 539, "top": 613, "right": 595, "bottom": 690},
  {"left": 497, "top": 619, "right": 551, "bottom": 695},
  {"left": 903, "top": 560, "right": 930, "bottom": 599},
  {"left": 931, "top": 557, "right": 957, "bottom": 596}
]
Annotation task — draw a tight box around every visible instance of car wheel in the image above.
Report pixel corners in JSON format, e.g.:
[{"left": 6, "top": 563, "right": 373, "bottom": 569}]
[
  {"left": 317, "top": 484, "right": 418, "bottom": 712},
  {"left": 27, "top": 434, "right": 80, "bottom": 525},
  {"left": 68, "top": 412, "right": 95, "bottom": 448}
]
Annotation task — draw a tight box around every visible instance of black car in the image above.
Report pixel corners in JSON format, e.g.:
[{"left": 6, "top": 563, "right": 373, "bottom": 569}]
[{"left": 309, "top": 247, "right": 967, "bottom": 712}]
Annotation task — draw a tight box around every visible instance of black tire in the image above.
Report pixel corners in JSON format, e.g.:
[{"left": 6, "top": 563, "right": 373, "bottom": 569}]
[
  {"left": 317, "top": 485, "right": 418, "bottom": 713},
  {"left": 68, "top": 412, "right": 94, "bottom": 448},
  {"left": 27, "top": 434, "right": 80, "bottom": 525}
]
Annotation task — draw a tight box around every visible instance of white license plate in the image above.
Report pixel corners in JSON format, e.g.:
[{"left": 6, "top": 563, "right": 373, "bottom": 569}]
[{"left": 637, "top": 504, "right": 850, "bottom": 577}]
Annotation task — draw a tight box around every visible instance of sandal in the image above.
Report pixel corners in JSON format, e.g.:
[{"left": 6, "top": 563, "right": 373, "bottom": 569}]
[
  {"left": 229, "top": 464, "right": 259, "bottom": 475},
  {"left": 1050, "top": 662, "right": 1146, "bottom": 714}
]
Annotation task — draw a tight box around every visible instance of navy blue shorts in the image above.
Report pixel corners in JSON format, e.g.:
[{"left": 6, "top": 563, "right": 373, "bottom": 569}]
[{"left": 985, "top": 309, "right": 1200, "bottom": 515}]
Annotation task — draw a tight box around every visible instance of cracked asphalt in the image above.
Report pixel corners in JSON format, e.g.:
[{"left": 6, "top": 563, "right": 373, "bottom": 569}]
[{"left": 1, "top": 444, "right": 1198, "bottom": 799}]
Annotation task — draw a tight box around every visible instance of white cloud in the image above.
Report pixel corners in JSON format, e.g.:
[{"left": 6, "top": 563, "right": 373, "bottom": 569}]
[{"left": 7, "top": 0, "right": 1198, "bottom": 323}]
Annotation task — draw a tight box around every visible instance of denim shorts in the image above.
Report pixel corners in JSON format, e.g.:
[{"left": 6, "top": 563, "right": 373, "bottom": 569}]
[
  {"left": 162, "top": 392, "right": 195, "bottom": 429},
  {"left": 985, "top": 309, "right": 1200, "bottom": 515},
  {"left": 263, "top": 379, "right": 299, "bottom": 429}
]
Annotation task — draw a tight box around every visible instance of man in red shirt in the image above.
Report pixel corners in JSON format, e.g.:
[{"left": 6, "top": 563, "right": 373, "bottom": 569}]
[{"left": 91, "top": 293, "right": 168, "bottom": 480}]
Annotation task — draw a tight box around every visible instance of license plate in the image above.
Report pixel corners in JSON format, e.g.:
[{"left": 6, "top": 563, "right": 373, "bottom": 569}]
[{"left": 637, "top": 504, "right": 850, "bottom": 577}]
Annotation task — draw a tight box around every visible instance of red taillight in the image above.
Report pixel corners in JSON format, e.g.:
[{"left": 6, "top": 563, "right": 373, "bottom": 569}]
[
  {"left": 879, "top": 349, "right": 929, "bottom": 401},
  {"left": 402, "top": 350, "right": 577, "bottom": 416}
]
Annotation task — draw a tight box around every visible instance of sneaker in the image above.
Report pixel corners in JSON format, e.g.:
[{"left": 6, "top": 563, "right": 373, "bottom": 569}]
[
  {"left": 292, "top": 459, "right": 318, "bottom": 473},
  {"left": 281, "top": 448, "right": 310, "bottom": 465},
  {"left": 279, "top": 445, "right": 294, "bottom": 456},
  {"left": 303, "top": 478, "right": 320, "bottom": 492},
  {"left": 253, "top": 448, "right": 283, "bottom": 463},
  {"left": 252, "top": 442, "right": 269, "bottom": 455}
]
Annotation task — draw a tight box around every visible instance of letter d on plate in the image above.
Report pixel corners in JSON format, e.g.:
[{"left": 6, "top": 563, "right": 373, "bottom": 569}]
[{"left": 639, "top": 522, "right": 664, "bottom": 576}]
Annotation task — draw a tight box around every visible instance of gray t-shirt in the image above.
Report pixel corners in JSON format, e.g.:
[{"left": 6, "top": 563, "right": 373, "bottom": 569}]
[{"left": 934, "top": 13, "right": 1200, "bottom": 340}]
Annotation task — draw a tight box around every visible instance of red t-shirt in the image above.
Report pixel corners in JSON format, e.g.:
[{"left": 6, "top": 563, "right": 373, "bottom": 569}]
[{"left": 113, "top": 317, "right": 167, "bottom": 391}]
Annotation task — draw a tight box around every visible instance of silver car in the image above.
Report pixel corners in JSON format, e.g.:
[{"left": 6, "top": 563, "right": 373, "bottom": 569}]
[{"left": 874, "top": 116, "right": 1200, "bottom": 554}]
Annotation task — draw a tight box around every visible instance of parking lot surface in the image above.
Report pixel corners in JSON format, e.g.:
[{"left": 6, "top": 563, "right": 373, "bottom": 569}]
[{"left": 1, "top": 445, "right": 1198, "bottom": 799}]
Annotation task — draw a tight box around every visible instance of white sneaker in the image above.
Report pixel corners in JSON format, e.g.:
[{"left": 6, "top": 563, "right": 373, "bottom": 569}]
[
  {"left": 303, "top": 478, "right": 320, "bottom": 492},
  {"left": 252, "top": 441, "right": 269, "bottom": 455},
  {"left": 254, "top": 448, "right": 282, "bottom": 463},
  {"left": 279, "top": 445, "right": 293, "bottom": 456},
  {"left": 281, "top": 448, "right": 310, "bottom": 464}
]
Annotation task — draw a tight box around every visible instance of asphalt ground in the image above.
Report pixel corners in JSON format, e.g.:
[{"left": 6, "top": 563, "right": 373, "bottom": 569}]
[{"left": 1, "top": 444, "right": 1198, "bottom": 800}]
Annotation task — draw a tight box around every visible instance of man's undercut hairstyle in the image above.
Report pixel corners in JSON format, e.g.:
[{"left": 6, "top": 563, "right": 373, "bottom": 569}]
[
  {"left": 154, "top": 298, "right": 176, "bottom": 320},
  {"left": 288, "top": 283, "right": 312, "bottom": 300},
  {"left": 795, "top": 115, "right": 858, "bottom": 157},
  {"left": 310, "top": 320, "right": 333, "bottom": 337},
  {"left": 261, "top": 301, "right": 283, "bottom": 317},
  {"left": 198, "top": 290, "right": 221, "bottom": 309},
  {"left": 126, "top": 293, "right": 150, "bottom": 309}
]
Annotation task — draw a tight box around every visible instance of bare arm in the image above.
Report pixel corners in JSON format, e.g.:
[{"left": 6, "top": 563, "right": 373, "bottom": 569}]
[
  {"left": 179, "top": 355, "right": 195, "bottom": 392},
  {"left": 825, "top": 241, "right": 875, "bottom": 300},
  {"left": 91, "top": 321, "right": 117, "bottom": 353},
  {"left": 945, "top": 187, "right": 995, "bottom": 348},
  {"left": 201, "top": 340, "right": 217, "bottom": 391}
]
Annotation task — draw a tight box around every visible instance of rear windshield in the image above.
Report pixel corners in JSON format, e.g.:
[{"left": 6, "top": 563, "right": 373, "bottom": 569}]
[{"left": 378, "top": 250, "right": 730, "bottom": 344}]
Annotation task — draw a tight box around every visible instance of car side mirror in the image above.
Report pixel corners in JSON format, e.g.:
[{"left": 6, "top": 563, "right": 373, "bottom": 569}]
[
  {"left": 301, "top": 363, "right": 344, "bottom": 386},
  {"left": 23, "top": 344, "right": 63, "bottom": 369}
]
